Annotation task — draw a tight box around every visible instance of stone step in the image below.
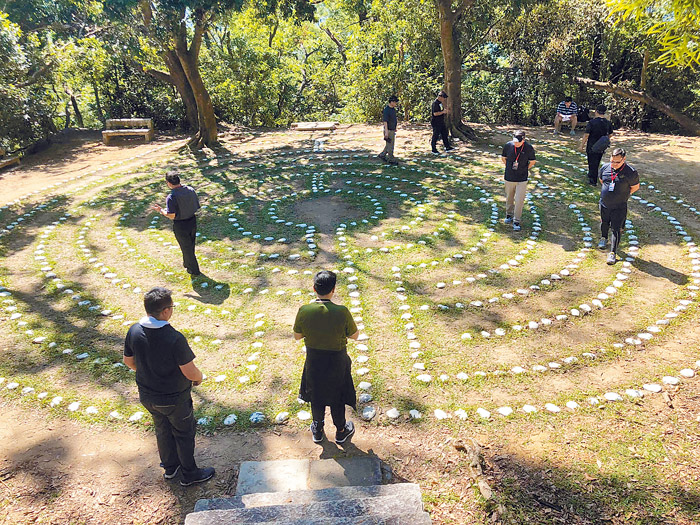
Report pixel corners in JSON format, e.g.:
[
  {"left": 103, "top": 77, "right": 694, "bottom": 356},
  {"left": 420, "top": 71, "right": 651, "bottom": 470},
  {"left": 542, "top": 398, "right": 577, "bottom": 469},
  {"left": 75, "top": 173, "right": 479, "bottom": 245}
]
[
  {"left": 184, "top": 492, "right": 427, "bottom": 525},
  {"left": 235, "top": 457, "right": 385, "bottom": 496},
  {"left": 195, "top": 482, "right": 422, "bottom": 511},
  {"left": 208, "top": 513, "right": 433, "bottom": 525}
]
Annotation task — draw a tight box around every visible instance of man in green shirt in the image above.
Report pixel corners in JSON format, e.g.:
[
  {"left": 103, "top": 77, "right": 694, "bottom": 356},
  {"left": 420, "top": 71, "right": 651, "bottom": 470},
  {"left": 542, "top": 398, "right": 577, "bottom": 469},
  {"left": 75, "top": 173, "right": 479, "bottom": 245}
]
[{"left": 294, "top": 271, "right": 359, "bottom": 445}]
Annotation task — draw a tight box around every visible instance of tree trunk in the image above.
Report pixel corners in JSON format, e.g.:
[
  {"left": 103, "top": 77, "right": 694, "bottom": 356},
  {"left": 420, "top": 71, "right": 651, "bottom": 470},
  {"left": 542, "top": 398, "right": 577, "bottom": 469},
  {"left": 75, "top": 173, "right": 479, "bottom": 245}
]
[
  {"left": 177, "top": 50, "right": 219, "bottom": 148},
  {"left": 162, "top": 50, "right": 199, "bottom": 131},
  {"left": 64, "top": 102, "right": 71, "bottom": 129},
  {"left": 91, "top": 75, "right": 105, "bottom": 125},
  {"left": 174, "top": 15, "right": 218, "bottom": 149},
  {"left": 68, "top": 91, "right": 84, "bottom": 128},
  {"left": 575, "top": 76, "right": 700, "bottom": 136},
  {"left": 435, "top": 0, "right": 477, "bottom": 141}
]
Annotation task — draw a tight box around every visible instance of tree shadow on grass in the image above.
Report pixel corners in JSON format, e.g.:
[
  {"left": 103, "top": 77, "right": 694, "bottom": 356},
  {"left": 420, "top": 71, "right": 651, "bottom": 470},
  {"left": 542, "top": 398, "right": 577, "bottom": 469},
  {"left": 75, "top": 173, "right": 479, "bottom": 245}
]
[{"left": 485, "top": 449, "right": 700, "bottom": 524}]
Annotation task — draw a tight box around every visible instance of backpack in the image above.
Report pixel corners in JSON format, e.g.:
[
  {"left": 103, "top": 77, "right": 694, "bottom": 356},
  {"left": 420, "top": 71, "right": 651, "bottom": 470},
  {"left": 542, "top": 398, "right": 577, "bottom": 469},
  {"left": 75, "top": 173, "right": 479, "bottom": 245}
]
[{"left": 591, "top": 134, "right": 610, "bottom": 153}]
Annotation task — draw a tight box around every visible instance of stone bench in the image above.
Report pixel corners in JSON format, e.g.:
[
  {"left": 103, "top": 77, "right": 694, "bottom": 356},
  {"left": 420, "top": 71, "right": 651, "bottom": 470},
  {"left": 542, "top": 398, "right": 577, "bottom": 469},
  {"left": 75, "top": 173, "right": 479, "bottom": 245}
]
[
  {"left": 102, "top": 118, "right": 155, "bottom": 145},
  {"left": 291, "top": 121, "right": 339, "bottom": 131},
  {"left": 0, "top": 156, "right": 20, "bottom": 170}
]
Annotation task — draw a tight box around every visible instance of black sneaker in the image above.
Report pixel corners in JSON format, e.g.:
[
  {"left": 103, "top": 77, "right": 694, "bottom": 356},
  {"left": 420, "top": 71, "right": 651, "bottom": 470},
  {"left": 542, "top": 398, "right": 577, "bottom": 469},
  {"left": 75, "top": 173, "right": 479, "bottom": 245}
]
[
  {"left": 431, "top": 150, "right": 440, "bottom": 155},
  {"left": 445, "top": 146, "right": 455, "bottom": 152},
  {"left": 335, "top": 421, "right": 355, "bottom": 444},
  {"left": 310, "top": 421, "right": 325, "bottom": 443},
  {"left": 180, "top": 466, "right": 215, "bottom": 487},
  {"left": 162, "top": 464, "right": 180, "bottom": 480}
]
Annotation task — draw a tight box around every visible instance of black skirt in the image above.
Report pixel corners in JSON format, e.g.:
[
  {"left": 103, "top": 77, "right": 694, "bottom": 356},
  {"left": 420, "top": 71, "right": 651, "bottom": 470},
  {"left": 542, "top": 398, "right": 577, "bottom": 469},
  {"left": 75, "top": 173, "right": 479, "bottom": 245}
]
[{"left": 299, "top": 348, "right": 356, "bottom": 410}]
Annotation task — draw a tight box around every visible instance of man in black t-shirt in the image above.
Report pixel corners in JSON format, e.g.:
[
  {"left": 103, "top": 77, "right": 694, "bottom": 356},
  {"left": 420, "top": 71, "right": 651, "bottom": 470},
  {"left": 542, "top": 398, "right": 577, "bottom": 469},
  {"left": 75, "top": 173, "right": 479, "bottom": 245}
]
[
  {"left": 430, "top": 91, "right": 453, "bottom": 154},
  {"left": 152, "top": 172, "right": 202, "bottom": 276},
  {"left": 124, "top": 287, "right": 215, "bottom": 486},
  {"left": 379, "top": 95, "right": 399, "bottom": 165},
  {"left": 580, "top": 104, "right": 614, "bottom": 186},
  {"left": 597, "top": 148, "right": 640, "bottom": 265},
  {"left": 501, "top": 130, "right": 537, "bottom": 231}
]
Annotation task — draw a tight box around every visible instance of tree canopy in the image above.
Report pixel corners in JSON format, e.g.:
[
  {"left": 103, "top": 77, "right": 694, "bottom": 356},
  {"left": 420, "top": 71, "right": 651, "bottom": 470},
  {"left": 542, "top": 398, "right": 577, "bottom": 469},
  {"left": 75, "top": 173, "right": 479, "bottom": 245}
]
[{"left": 1, "top": 0, "right": 699, "bottom": 152}]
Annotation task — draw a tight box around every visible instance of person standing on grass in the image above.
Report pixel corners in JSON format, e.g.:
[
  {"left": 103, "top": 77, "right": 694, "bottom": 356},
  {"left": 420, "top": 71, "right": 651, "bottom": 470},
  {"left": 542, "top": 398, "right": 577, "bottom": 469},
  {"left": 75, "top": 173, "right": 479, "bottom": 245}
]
[
  {"left": 124, "top": 287, "right": 215, "bottom": 486},
  {"left": 294, "top": 270, "right": 359, "bottom": 445},
  {"left": 152, "top": 172, "right": 201, "bottom": 276},
  {"left": 580, "top": 104, "right": 614, "bottom": 186},
  {"left": 501, "top": 130, "right": 537, "bottom": 232},
  {"left": 378, "top": 95, "right": 399, "bottom": 165},
  {"left": 597, "top": 148, "right": 640, "bottom": 265},
  {"left": 430, "top": 91, "right": 454, "bottom": 154}
]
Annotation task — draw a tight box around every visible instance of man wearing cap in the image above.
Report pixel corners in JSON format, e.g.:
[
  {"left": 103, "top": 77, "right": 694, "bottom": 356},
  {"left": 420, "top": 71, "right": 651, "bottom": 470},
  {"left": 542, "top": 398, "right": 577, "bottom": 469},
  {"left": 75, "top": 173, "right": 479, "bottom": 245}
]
[
  {"left": 501, "top": 130, "right": 536, "bottom": 231},
  {"left": 430, "top": 91, "right": 454, "bottom": 154},
  {"left": 152, "top": 173, "right": 202, "bottom": 277},
  {"left": 597, "top": 148, "right": 639, "bottom": 265},
  {"left": 554, "top": 96, "right": 578, "bottom": 136},
  {"left": 379, "top": 95, "right": 399, "bottom": 165}
]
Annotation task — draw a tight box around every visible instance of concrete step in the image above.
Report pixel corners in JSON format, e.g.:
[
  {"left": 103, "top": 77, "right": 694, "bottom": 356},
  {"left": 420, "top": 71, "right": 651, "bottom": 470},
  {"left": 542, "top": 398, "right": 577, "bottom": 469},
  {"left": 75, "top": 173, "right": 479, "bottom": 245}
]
[
  {"left": 235, "top": 457, "right": 385, "bottom": 496},
  {"left": 205, "top": 514, "right": 432, "bottom": 525},
  {"left": 195, "top": 482, "right": 422, "bottom": 511},
  {"left": 184, "top": 492, "right": 427, "bottom": 525}
]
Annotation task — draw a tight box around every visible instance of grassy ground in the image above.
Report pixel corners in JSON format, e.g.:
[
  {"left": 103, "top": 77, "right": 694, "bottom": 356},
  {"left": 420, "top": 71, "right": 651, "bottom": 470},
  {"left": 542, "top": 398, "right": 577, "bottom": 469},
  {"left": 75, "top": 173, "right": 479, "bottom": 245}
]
[{"left": 1, "top": 124, "right": 699, "bottom": 524}]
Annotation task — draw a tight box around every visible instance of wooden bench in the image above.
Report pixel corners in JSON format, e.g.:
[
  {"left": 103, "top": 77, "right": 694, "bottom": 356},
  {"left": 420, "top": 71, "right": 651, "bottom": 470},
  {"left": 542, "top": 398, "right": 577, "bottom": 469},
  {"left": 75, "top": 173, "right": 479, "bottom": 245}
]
[
  {"left": 102, "top": 118, "right": 155, "bottom": 145},
  {"left": 291, "top": 121, "right": 339, "bottom": 131}
]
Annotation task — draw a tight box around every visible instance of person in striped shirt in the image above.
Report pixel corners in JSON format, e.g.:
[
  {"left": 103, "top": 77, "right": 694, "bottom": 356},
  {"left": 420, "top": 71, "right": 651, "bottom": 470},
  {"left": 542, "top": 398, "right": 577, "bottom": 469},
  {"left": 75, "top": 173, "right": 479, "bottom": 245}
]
[{"left": 554, "top": 96, "right": 578, "bottom": 136}]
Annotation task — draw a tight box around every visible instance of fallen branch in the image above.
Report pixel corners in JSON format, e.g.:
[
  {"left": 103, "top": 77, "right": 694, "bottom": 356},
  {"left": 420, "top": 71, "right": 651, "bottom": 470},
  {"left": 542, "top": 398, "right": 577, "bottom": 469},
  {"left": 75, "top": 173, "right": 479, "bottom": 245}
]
[{"left": 575, "top": 76, "right": 700, "bottom": 136}]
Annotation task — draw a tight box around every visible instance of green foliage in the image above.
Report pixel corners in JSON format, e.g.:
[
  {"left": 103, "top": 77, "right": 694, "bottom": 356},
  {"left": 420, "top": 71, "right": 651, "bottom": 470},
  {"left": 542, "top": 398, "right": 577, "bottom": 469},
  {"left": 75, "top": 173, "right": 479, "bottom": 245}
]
[{"left": 607, "top": 0, "right": 700, "bottom": 69}]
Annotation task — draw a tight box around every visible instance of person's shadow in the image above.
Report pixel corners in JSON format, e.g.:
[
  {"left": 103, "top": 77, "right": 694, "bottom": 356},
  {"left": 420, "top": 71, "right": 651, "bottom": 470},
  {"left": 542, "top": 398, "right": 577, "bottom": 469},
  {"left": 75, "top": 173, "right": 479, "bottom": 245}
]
[{"left": 185, "top": 273, "right": 231, "bottom": 305}]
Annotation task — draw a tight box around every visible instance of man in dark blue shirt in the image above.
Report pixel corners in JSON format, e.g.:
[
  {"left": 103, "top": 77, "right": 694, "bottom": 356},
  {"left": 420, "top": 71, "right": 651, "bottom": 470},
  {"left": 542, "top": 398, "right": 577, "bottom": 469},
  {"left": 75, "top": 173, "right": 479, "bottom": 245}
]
[
  {"left": 581, "top": 104, "right": 614, "bottom": 186},
  {"left": 124, "top": 287, "right": 215, "bottom": 486},
  {"left": 379, "top": 95, "right": 399, "bottom": 165},
  {"left": 597, "top": 148, "right": 640, "bottom": 265},
  {"left": 152, "top": 173, "right": 201, "bottom": 276}
]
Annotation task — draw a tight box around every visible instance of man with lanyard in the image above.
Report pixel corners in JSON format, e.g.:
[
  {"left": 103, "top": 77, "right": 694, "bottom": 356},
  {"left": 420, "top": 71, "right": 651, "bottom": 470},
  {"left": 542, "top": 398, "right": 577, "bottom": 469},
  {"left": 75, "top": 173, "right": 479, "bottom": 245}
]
[
  {"left": 580, "top": 104, "right": 614, "bottom": 186},
  {"left": 598, "top": 148, "right": 640, "bottom": 265},
  {"left": 152, "top": 172, "right": 201, "bottom": 276},
  {"left": 378, "top": 95, "right": 399, "bottom": 165},
  {"left": 430, "top": 91, "right": 454, "bottom": 155},
  {"left": 501, "top": 130, "right": 536, "bottom": 231},
  {"left": 294, "top": 271, "right": 359, "bottom": 445},
  {"left": 124, "top": 287, "right": 215, "bottom": 486},
  {"left": 553, "top": 96, "right": 578, "bottom": 136}
]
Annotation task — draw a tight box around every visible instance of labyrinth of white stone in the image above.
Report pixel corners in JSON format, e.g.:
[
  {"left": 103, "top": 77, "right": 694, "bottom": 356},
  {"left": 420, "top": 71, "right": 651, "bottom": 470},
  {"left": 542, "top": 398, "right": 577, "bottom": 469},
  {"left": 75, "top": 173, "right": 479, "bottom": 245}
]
[{"left": 0, "top": 130, "right": 698, "bottom": 432}]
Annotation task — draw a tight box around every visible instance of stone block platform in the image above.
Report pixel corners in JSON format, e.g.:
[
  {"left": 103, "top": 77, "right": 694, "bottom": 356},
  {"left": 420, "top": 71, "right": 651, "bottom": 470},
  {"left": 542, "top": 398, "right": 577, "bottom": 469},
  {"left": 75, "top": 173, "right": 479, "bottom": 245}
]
[{"left": 186, "top": 457, "right": 431, "bottom": 524}]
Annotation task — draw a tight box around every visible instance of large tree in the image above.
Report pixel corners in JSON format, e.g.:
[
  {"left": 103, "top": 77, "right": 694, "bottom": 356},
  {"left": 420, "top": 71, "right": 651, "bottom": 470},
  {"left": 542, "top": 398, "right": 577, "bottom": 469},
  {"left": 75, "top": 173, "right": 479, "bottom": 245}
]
[
  {"left": 434, "top": 0, "right": 484, "bottom": 141},
  {"left": 107, "top": 0, "right": 247, "bottom": 149}
]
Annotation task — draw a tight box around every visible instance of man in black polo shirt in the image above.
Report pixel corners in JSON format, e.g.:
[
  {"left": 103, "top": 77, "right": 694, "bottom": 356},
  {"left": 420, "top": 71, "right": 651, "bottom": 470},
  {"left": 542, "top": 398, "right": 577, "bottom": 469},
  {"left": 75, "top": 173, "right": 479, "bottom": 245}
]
[
  {"left": 430, "top": 91, "right": 454, "bottom": 154},
  {"left": 598, "top": 148, "right": 640, "bottom": 265},
  {"left": 501, "top": 130, "right": 536, "bottom": 232},
  {"left": 152, "top": 173, "right": 201, "bottom": 276},
  {"left": 580, "top": 104, "right": 614, "bottom": 186},
  {"left": 124, "top": 287, "right": 215, "bottom": 486},
  {"left": 379, "top": 95, "right": 399, "bottom": 165}
]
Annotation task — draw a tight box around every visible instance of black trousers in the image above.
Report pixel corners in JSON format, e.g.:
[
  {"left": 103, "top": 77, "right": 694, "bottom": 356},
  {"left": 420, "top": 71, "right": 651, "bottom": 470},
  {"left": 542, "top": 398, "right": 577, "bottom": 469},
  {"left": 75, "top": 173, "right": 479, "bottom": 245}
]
[
  {"left": 600, "top": 203, "right": 627, "bottom": 254},
  {"left": 173, "top": 216, "right": 200, "bottom": 275},
  {"left": 141, "top": 395, "right": 198, "bottom": 476},
  {"left": 587, "top": 150, "right": 604, "bottom": 185},
  {"left": 431, "top": 123, "right": 450, "bottom": 151},
  {"left": 311, "top": 402, "right": 346, "bottom": 430}
]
